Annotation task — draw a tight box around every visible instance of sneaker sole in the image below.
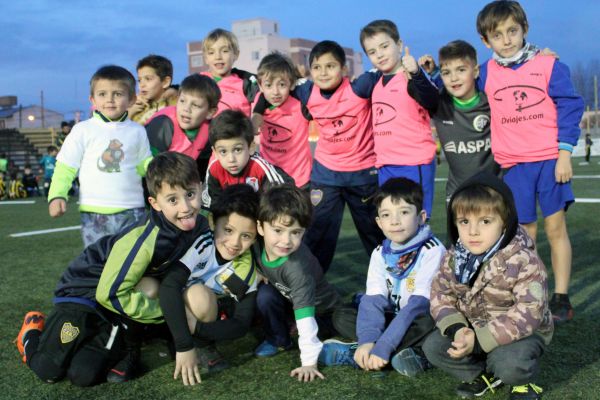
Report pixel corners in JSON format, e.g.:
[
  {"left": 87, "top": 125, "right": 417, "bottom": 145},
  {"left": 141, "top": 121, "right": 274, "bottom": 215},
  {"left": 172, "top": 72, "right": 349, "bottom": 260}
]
[
  {"left": 322, "top": 339, "right": 358, "bottom": 345},
  {"left": 390, "top": 348, "right": 428, "bottom": 378}
]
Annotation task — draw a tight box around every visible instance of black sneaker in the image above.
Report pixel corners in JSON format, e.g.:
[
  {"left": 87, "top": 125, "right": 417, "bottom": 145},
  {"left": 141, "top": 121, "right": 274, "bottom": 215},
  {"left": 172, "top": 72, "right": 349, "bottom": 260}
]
[
  {"left": 509, "top": 383, "right": 543, "bottom": 399},
  {"left": 455, "top": 373, "right": 503, "bottom": 398},
  {"left": 549, "top": 293, "right": 574, "bottom": 323},
  {"left": 197, "top": 344, "right": 229, "bottom": 374},
  {"left": 107, "top": 350, "right": 141, "bottom": 383}
]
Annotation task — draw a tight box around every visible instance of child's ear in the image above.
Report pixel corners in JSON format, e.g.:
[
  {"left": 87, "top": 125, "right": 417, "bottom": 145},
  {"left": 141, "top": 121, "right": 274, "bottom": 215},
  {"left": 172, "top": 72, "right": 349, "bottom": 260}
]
[
  {"left": 249, "top": 141, "right": 257, "bottom": 155},
  {"left": 208, "top": 213, "right": 215, "bottom": 230},
  {"left": 342, "top": 65, "right": 349, "bottom": 77},
  {"left": 207, "top": 107, "right": 218, "bottom": 120},
  {"left": 127, "top": 94, "right": 137, "bottom": 108},
  {"left": 161, "top": 76, "right": 173, "bottom": 90},
  {"left": 256, "top": 221, "right": 264, "bottom": 236},
  {"left": 375, "top": 216, "right": 383, "bottom": 231},
  {"left": 473, "top": 63, "right": 480, "bottom": 79},
  {"left": 480, "top": 35, "right": 492, "bottom": 49},
  {"left": 148, "top": 196, "right": 161, "bottom": 212},
  {"left": 418, "top": 210, "right": 427, "bottom": 225}
]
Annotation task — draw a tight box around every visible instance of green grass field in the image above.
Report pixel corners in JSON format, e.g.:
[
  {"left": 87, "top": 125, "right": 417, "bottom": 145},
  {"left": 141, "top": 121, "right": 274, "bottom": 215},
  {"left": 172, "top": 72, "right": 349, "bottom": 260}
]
[{"left": 1, "top": 162, "right": 599, "bottom": 400}]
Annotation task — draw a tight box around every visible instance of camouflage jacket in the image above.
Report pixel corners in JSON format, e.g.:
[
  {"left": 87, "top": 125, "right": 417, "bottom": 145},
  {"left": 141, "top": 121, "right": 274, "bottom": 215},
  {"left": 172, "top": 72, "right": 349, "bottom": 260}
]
[{"left": 430, "top": 226, "right": 553, "bottom": 352}]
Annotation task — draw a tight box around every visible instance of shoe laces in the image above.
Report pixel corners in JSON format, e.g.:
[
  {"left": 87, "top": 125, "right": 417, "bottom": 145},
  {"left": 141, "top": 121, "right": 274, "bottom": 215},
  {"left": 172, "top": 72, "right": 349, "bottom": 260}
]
[
  {"left": 512, "top": 383, "right": 543, "bottom": 394},
  {"left": 480, "top": 374, "right": 498, "bottom": 394}
]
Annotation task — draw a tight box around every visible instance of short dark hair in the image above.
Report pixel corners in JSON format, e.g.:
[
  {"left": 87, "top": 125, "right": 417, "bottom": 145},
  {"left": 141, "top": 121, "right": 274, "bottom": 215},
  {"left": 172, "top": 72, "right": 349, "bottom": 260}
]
[
  {"left": 209, "top": 109, "right": 254, "bottom": 146},
  {"left": 212, "top": 184, "right": 259, "bottom": 223},
  {"left": 146, "top": 152, "right": 200, "bottom": 197},
  {"left": 60, "top": 121, "right": 70, "bottom": 128},
  {"left": 438, "top": 40, "right": 478, "bottom": 67},
  {"left": 90, "top": 65, "right": 136, "bottom": 98},
  {"left": 258, "top": 184, "right": 312, "bottom": 228},
  {"left": 373, "top": 177, "right": 424, "bottom": 213},
  {"left": 309, "top": 40, "right": 346, "bottom": 68},
  {"left": 47, "top": 145, "right": 58, "bottom": 153},
  {"left": 179, "top": 74, "right": 221, "bottom": 110},
  {"left": 359, "top": 20, "right": 400, "bottom": 52},
  {"left": 477, "top": 0, "right": 528, "bottom": 39},
  {"left": 257, "top": 52, "right": 301, "bottom": 84},
  {"left": 136, "top": 54, "right": 173, "bottom": 80}
]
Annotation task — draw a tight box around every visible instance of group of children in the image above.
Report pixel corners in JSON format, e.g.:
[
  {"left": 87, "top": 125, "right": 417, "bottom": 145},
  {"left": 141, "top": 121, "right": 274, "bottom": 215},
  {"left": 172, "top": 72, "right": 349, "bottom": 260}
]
[{"left": 13, "top": 1, "right": 584, "bottom": 399}]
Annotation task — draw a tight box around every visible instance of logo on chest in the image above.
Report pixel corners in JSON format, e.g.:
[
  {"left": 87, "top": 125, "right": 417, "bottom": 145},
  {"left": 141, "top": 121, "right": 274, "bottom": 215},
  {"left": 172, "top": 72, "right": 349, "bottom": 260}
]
[
  {"left": 372, "top": 102, "right": 397, "bottom": 126},
  {"left": 493, "top": 85, "right": 546, "bottom": 113},
  {"left": 264, "top": 121, "right": 292, "bottom": 144}
]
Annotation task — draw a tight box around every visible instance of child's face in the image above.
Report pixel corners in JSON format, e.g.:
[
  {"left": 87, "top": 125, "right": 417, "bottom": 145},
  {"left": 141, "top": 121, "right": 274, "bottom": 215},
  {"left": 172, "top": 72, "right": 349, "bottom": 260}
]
[
  {"left": 213, "top": 212, "right": 257, "bottom": 261},
  {"left": 362, "top": 32, "right": 403, "bottom": 74},
  {"left": 148, "top": 182, "right": 201, "bottom": 231},
  {"left": 137, "top": 66, "right": 171, "bottom": 101},
  {"left": 440, "top": 58, "right": 479, "bottom": 101},
  {"left": 455, "top": 209, "right": 504, "bottom": 255},
  {"left": 212, "top": 138, "right": 254, "bottom": 176},
  {"left": 257, "top": 216, "right": 306, "bottom": 261},
  {"left": 24, "top": 168, "right": 31, "bottom": 174},
  {"left": 376, "top": 197, "right": 426, "bottom": 246},
  {"left": 204, "top": 37, "right": 238, "bottom": 78},
  {"left": 259, "top": 74, "right": 294, "bottom": 107},
  {"left": 176, "top": 92, "right": 216, "bottom": 130},
  {"left": 90, "top": 79, "right": 134, "bottom": 120},
  {"left": 50, "top": 150, "right": 58, "bottom": 157},
  {"left": 482, "top": 16, "right": 527, "bottom": 59},
  {"left": 310, "top": 53, "right": 346, "bottom": 91}
]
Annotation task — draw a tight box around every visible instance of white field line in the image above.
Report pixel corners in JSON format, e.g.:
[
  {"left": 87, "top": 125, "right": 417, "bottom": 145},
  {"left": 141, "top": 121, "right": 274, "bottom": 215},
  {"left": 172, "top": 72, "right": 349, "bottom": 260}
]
[
  {"left": 575, "top": 198, "right": 600, "bottom": 203},
  {"left": 10, "top": 225, "right": 81, "bottom": 238},
  {"left": 0, "top": 200, "right": 35, "bottom": 205}
]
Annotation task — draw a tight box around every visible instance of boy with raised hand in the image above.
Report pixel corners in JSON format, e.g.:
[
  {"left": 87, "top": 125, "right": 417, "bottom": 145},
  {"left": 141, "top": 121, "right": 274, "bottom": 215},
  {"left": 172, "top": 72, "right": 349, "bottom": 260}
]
[
  {"left": 360, "top": 20, "right": 440, "bottom": 217},
  {"left": 423, "top": 172, "right": 553, "bottom": 399},
  {"left": 14, "top": 152, "right": 208, "bottom": 387},
  {"left": 319, "top": 178, "right": 445, "bottom": 377},
  {"left": 419, "top": 40, "right": 500, "bottom": 200},
  {"left": 253, "top": 184, "right": 341, "bottom": 382},
  {"left": 145, "top": 74, "right": 221, "bottom": 159},
  {"left": 128, "top": 54, "right": 178, "bottom": 125},
  {"left": 202, "top": 109, "right": 292, "bottom": 211},
  {"left": 48, "top": 65, "right": 152, "bottom": 247},
  {"left": 476, "top": 0, "right": 584, "bottom": 323}
]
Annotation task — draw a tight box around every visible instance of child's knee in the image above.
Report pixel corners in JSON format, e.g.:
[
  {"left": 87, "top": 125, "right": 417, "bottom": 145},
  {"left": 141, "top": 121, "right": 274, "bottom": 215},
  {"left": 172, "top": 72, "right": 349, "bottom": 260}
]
[
  {"left": 184, "top": 284, "right": 217, "bottom": 322},
  {"left": 544, "top": 212, "right": 568, "bottom": 241},
  {"left": 135, "top": 277, "right": 160, "bottom": 299}
]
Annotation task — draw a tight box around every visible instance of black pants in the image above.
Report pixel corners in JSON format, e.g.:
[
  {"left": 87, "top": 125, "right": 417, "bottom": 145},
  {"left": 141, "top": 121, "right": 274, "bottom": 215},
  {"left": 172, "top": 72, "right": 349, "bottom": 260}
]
[
  {"left": 422, "top": 329, "right": 546, "bottom": 386},
  {"left": 331, "top": 306, "right": 435, "bottom": 351},
  {"left": 27, "top": 303, "right": 124, "bottom": 387}
]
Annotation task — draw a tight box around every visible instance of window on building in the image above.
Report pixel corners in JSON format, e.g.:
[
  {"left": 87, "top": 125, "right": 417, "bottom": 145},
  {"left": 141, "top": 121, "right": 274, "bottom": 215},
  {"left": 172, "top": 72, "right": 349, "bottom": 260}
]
[{"left": 190, "top": 55, "right": 204, "bottom": 68}]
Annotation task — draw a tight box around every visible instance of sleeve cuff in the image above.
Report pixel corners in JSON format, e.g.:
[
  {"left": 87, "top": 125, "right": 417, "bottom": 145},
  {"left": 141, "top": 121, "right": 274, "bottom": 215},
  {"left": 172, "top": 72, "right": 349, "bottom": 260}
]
[{"left": 558, "top": 142, "right": 573, "bottom": 152}]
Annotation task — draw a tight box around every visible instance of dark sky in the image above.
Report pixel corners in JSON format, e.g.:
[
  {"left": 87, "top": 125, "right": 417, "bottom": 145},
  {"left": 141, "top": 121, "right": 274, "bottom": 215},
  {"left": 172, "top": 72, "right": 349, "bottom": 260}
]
[{"left": 1, "top": 0, "right": 598, "bottom": 119}]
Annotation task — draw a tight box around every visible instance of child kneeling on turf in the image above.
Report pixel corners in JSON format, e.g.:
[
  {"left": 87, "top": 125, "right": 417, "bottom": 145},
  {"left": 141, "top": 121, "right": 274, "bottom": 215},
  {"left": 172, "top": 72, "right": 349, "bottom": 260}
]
[
  {"left": 14, "top": 152, "right": 208, "bottom": 387},
  {"left": 253, "top": 184, "right": 341, "bottom": 382},
  {"left": 319, "top": 178, "right": 445, "bottom": 376},
  {"left": 422, "top": 172, "right": 553, "bottom": 399}
]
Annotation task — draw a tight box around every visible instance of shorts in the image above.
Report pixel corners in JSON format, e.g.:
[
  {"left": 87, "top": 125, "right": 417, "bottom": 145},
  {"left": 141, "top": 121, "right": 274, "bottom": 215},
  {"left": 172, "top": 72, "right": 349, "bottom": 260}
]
[
  {"left": 378, "top": 159, "right": 437, "bottom": 217},
  {"left": 503, "top": 159, "right": 574, "bottom": 224},
  {"left": 80, "top": 207, "right": 146, "bottom": 247}
]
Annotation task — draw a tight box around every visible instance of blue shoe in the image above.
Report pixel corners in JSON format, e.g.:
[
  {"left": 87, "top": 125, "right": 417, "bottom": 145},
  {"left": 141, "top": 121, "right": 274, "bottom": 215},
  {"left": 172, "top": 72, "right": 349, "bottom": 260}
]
[
  {"left": 318, "top": 339, "right": 359, "bottom": 368},
  {"left": 254, "top": 340, "right": 292, "bottom": 357},
  {"left": 390, "top": 347, "right": 430, "bottom": 377}
]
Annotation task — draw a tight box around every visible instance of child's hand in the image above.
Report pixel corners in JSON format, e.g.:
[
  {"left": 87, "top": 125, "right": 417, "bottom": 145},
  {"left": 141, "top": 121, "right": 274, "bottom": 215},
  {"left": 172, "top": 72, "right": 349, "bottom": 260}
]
[
  {"left": 174, "top": 349, "right": 201, "bottom": 386},
  {"left": 555, "top": 150, "right": 573, "bottom": 183},
  {"left": 418, "top": 54, "right": 436, "bottom": 74},
  {"left": 353, "top": 343, "right": 374, "bottom": 370},
  {"left": 448, "top": 327, "right": 475, "bottom": 359},
  {"left": 366, "top": 354, "right": 388, "bottom": 371},
  {"left": 49, "top": 198, "right": 66, "bottom": 217},
  {"left": 401, "top": 46, "right": 419, "bottom": 75},
  {"left": 129, "top": 97, "right": 148, "bottom": 116},
  {"left": 290, "top": 364, "right": 325, "bottom": 382}
]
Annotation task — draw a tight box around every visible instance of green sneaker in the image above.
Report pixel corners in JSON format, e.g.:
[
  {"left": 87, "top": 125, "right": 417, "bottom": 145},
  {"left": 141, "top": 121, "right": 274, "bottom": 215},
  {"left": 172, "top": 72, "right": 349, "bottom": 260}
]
[
  {"left": 509, "top": 383, "right": 543, "bottom": 399},
  {"left": 455, "top": 373, "right": 503, "bottom": 398}
]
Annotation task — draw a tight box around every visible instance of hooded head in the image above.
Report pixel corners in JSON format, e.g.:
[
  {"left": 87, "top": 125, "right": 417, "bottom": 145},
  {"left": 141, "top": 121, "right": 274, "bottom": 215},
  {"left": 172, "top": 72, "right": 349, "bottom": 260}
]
[{"left": 447, "top": 171, "right": 518, "bottom": 251}]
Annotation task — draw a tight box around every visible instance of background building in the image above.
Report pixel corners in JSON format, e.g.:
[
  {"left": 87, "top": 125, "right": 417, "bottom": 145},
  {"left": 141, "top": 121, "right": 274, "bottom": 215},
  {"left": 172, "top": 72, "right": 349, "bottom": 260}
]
[{"left": 187, "top": 18, "right": 364, "bottom": 77}]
